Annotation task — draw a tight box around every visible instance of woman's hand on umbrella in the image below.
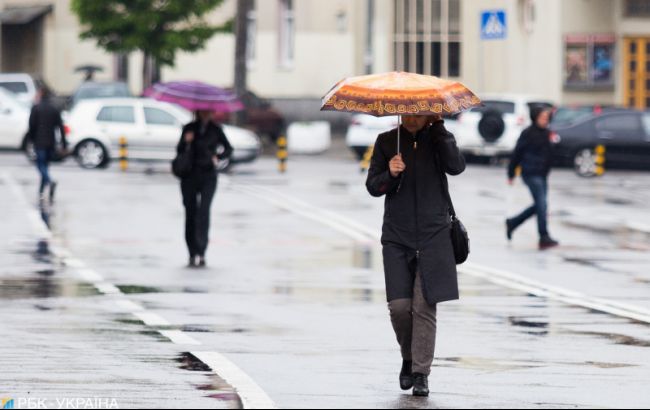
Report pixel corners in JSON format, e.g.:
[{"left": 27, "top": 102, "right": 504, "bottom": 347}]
[
  {"left": 184, "top": 131, "right": 195, "bottom": 143},
  {"left": 389, "top": 154, "right": 406, "bottom": 177}
]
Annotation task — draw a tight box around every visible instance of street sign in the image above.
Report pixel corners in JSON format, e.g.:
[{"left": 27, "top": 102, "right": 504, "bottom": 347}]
[{"left": 481, "top": 10, "right": 507, "bottom": 40}]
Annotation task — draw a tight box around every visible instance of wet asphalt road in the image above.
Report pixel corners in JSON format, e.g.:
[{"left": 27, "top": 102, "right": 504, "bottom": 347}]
[{"left": 1, "top": 147, "right": 649, "bottom": 409}]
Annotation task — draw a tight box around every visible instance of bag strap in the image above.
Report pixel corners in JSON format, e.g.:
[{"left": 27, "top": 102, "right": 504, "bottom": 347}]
[{"left": 435, "top": 151, "right": 457, "bottom": 219}]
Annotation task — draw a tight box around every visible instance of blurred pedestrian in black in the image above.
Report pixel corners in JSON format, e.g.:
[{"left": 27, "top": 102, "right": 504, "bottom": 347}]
[
  {"left": 366, "top": 114, "right": 465, "bottom": 397},
  {"left": 27, "top": 86, "right": 68, "bottom": 202},
  {"left": 176, "top": 110, "right": 233, "bottom": 267},
  {"left": 506, "top": 107, "right": 559, "bottom": 250}
]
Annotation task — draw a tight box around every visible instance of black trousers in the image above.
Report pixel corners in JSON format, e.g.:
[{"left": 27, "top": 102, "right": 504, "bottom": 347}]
[{"left": 180, "top": 170, "right": 217, "bottom": 258}]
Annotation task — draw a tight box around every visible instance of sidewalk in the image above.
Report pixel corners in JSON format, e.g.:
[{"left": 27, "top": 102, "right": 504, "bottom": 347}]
[{"left": 0, "top": 174, "right": 235, "bottom": 409}]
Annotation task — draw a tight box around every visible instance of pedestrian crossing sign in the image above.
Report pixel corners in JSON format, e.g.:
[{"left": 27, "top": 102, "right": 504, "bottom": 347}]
[{"left": 481, "top": 10, "right": 507, "bottom": 40}]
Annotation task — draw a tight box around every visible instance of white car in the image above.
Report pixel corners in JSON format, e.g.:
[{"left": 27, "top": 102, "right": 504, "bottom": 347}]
[
  {"left": 65, "top": 98, "right": 262, "bottom": 170},
  {"left": 454, "top": 94, "right": 554, "bottom": 159},
  {"left": 346, "top": 115, "right": 398, "bottom": 160},
  {"left": 345, "top": 114, "right": 460, "bottom": 160},
  {"left": 0, "top": 87, "right": 30, "bottom": 150},
  {"left": 0, "top": 73, "right": 40, "bottom": 106}
]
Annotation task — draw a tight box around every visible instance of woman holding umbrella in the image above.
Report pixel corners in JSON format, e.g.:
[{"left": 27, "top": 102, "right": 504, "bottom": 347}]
[
  {"left": 146, "top": 81, "right": 240, "bottom": 267},
  {"left": 322, "top": 72, "right": 480, "bottom": 397}
]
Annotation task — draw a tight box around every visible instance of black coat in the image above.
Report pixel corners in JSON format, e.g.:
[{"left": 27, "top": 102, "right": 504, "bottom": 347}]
[
  {"left": 366, "top": 121, "right": 466, "bottom": 306},
  {"left": 28, "top": 98, "right": 67, "bottom": 150},
  {"left": 507, "top": 125, "right": 553, "bottom": 179},
  {"left": 176, "top": 120, "right": 234, "bottom": 174}
]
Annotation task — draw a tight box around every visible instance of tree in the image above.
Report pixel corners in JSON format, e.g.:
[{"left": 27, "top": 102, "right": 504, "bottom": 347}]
[
  {"left": 71, "top": 0, "right": 233, "bottom": 89},
  {"left": 233, "top": 0, "right": 253, "bottom": 126}
]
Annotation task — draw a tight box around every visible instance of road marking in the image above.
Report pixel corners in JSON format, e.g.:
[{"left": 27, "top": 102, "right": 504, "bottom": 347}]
[
  {"left": 159, "top": 330, "right": 202, "bottom": 346},
  {"left": 2, "top": 171, "right": 276, "bottom": 408},
  {"left": 235, "top": 185, "right": 373, "bottom": 244},
  {"left": 76, "top": 269, "right": 105, "bottom": 282},
  {"left": 94, "top": 282, "right": 123, "bottom": 295},
  {"left": 237, "top": 182, "right": 650, "bottom": 325},
  {"left": 192, "top": 351, "right": 277, "bottom": 409},
  {"left": 1, "top": 172, "right": 51, "bottom": 239},
  {"left": 116, "top": 299, "right": 145, "bottom": 312},
  {"left": 133, "top": 312, "right": 171, "bottom": 327}
]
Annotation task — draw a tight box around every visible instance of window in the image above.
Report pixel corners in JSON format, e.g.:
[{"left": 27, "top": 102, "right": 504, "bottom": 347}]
[
  {"left": 394, "top": 0, "right": 462, "bottom": 77},
  {"left": 596, "top": 115, "right": 641, "bottom": 133},
  {"left": 625, "top": 0, "right": 650, "bottom": 17},
  {"left": 144, "top": 107, "right": 177, "bottom": 126},
  {"left": 279, "top": 0, "right": 295, "bottom": 68},
  {"left": 642, "top": 114, "right": 650, "bottom": 137},
  {"left": 0, "top": 82, "right": 28, "bottom": 94},
  {"left": 472, "top": 101, "right": 516, "bottom": 114},
  {"left": 97, "top": 106, "right": 135, "bottom": 124},
  {"left": 564, "top": 34, "right": 615, "bottom": 89}
]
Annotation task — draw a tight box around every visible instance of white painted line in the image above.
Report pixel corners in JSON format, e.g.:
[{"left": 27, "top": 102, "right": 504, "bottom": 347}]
[
  {"left": 115, "top": 299, "right": 145, "bottom": 312},
  {"left": 460, "top": 263, "right": 650, "bottom": 324},
  {"left": 159, "top": 330, "right": 202, "bottom": 346},
  {"left": 2, "top": 172, "right": 51, "bottom": 239},
  {"left": 236, "top": 185, "right": 372, "bottom": 244},
  {"left": 65, "top": 258, "right": 86, "bottom": 268},
  {"left": 239, "top": 183, "right": 650, "bottom": 325},
  {"left": 76, "top": 269, "right": 104, "bottom": 282},
  {"left": 192, "top": 351, "right": 277, "bottom": 410},
  {"left": 133, "top": 312, "right": 171, "bottom": 327},
  {"left": 94, "top": 282, "right": 123, "bottom": 295}
]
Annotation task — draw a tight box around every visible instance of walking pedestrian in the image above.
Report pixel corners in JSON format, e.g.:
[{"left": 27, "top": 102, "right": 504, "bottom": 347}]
[
  {"left": 176, "top": 110, "right": 233, "bottom": 267},
  {"left": 506, "top": 107, "right": 559, "bottom": 250},
  {"left": 366, "top": 114, "right": 466, "bottom": 397},
  {"left": 27, "top": 87, "right": 68, "bottom": 202}
]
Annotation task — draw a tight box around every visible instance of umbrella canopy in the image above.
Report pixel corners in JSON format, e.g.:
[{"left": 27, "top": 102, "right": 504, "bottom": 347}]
[
  {"left": 144, "top": 81, "right": 244, "bottom": 113},
  {"left": 321, "top": 71, "right": 481, "bottom": 117}
]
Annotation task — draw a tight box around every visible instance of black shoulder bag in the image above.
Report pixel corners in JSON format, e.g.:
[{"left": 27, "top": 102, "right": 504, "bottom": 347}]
[
  {"left": 172, "top": 143, "right": 193, "bottom": 178},
  {"left": 436, "top": 154, "right": 470, "bottom": 265}
]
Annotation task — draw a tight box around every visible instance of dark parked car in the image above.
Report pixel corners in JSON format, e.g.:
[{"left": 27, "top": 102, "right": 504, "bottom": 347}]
[
  {"left": 552, "top": 104, "right": 628, "bottom": 127},
  {"left": 552, "top": 110, "right": 650, "bottom": 176},
  {"left": 215, "top": 90, "right": 285, "bottom": 142}
]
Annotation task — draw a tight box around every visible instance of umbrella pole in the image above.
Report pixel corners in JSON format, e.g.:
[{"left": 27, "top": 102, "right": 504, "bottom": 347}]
[{"left": 397, "top": 116, "right": 401, "bottom": 155}]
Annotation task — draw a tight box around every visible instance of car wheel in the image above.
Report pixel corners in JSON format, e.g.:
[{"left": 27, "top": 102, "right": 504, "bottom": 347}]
[
  {"left": 574, "top": 147, "right": 598, "bottom": 177},
  {"left": 76, "top": 139, "right": 108, "bottom": 169}
]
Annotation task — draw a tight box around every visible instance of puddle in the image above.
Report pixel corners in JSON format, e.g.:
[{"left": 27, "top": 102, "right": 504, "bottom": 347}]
[
  {"left": 436, "top": 356, "right": 636, "bottom": 371},
  {"left": 177, "top": 353, "right": 241, "bottom": 408},
  {"left": 273, "top": 284, "right": 384, "bottom": 303},
  {"left": 117, "top": 285, "right": 208, "bottom": 295},
  {"left": 560, "top": 330, "right": 650, "bottom": 347},
  {"left": 0, "top": 278, "right": 100, "bottom": 299},
  {"left": 176, "top": 352, "right": 212, "bottom": 372},
  {"left": 605, "top": 197, "right": 634, "bottom": 206}
]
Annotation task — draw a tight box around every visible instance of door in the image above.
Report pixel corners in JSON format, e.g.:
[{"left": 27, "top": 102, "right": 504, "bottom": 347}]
[
  {"left": 95, "top": 105, "right": 143, "bottom": 157},
  {"left": 623, "top": 38, "right": 650, "bottom": 110},
  {"left": 0, "top": 98, "right": 26, "bottom": 149},
  {"left": 595, "top": 113, "right": 646, "bottom": 166},
  {"left": 142, "top": 105, "right": 183, "bottom": 161}
]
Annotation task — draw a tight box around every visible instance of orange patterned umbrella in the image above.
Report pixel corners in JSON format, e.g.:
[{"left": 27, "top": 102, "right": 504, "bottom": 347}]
[{"left": 321, "top": 71, "right": 481, "bottom": 117}]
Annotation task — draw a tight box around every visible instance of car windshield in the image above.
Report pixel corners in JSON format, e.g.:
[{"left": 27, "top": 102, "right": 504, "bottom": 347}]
[
  {"left": 553, "top": 107, "right": 593, "bottom": 125},
  {"left": 0, "top": 81, "right": 28, "bottom": 94},
  {"left": 471, "top": 101, "right": 516, "bottom": 114},
  {"left": 75, "top": 83, "right": 131, "bottom": 101}
]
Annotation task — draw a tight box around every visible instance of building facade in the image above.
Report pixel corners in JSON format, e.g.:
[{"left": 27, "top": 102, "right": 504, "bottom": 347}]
[{"left": 1, "top": 0, "right": 649, "bottom": 114}]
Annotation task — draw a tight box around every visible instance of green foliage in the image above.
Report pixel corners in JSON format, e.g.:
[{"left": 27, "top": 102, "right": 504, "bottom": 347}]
[{"left": 71, "top": 0, "right": 233, "bottom": 67}]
